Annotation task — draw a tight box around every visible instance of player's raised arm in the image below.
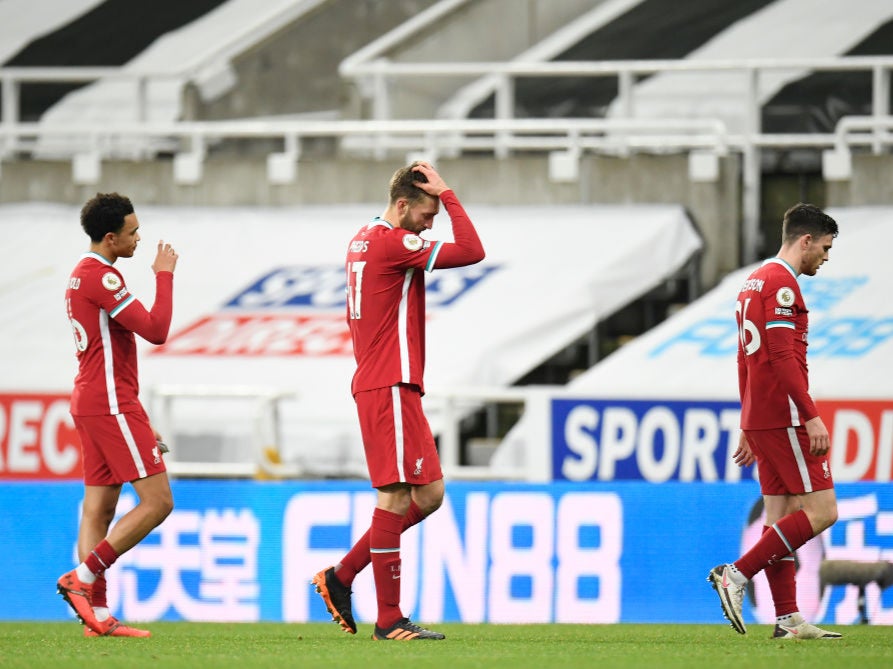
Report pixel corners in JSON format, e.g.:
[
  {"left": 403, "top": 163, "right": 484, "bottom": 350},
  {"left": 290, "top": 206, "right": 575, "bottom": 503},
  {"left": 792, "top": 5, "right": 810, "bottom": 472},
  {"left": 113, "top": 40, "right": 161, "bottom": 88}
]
[
  {"left": 115, "top": 240, "right": 177, "bottom": 344},
  {"left": 412, "top": 163, "right": 485, "bottom": 268}
]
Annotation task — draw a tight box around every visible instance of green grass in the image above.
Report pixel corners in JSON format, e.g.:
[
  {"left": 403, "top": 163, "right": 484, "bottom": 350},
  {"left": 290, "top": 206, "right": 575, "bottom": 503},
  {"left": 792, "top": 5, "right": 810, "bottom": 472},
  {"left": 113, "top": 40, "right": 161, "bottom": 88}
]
[{"left": 1, "top": 622, "right": 891, "bottom": 669}]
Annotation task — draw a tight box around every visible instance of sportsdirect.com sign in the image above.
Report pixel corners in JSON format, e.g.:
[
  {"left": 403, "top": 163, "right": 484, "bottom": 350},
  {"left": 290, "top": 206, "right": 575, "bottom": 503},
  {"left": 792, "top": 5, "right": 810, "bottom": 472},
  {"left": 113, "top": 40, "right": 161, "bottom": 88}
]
[
  {"left": 551, "top": 398, "right": 893, "bottom": 483},
  {"left": 152, "top": 264, "right": 499, "bottom": 357}
]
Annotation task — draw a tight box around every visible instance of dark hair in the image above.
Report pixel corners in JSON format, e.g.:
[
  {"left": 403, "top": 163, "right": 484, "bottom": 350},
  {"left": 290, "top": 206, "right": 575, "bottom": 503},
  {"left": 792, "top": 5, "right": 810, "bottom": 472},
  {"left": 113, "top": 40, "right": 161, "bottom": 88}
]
[
  {"left": 80, "top": 192, "right": 134, "bottom": 242},
  {"left": 782, "top": 203, "right": 838, "bottom": 244},
  {"left": 387, "top": 160, "right": 431, "bottom": 205}
]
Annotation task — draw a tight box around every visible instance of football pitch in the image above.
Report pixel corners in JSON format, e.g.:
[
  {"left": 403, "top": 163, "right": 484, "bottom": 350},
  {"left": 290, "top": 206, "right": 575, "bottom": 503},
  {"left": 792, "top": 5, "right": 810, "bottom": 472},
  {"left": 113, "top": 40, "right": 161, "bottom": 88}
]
[{"left": 1, "top": 622, "right": 892, "bottom": 669}]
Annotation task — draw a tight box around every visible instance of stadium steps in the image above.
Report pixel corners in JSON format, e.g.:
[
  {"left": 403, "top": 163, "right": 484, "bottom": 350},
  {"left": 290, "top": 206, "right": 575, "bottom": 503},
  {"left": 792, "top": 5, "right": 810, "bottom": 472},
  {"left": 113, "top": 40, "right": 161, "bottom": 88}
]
[
  {"left": 455, "top": 0, "right": 893, "bottom": 140},
  {"left": 763, "top": 16, "right": 893, "bottom": 133},
  {"left": 464, "top": 0, "right": 776, "bottom": 119},
  {"left": 2, "top": 0, "right": 230, "bottom": 121}
]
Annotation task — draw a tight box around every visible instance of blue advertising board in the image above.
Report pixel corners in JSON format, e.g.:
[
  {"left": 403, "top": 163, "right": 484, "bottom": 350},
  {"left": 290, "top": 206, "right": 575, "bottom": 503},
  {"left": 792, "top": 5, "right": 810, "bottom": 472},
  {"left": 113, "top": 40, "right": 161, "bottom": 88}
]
[
  {"left": 552, "top": 398, "right": 755, "bottom": 483},
  {"left": 3, "top": 480, "right": 892, "bottom": 626}
]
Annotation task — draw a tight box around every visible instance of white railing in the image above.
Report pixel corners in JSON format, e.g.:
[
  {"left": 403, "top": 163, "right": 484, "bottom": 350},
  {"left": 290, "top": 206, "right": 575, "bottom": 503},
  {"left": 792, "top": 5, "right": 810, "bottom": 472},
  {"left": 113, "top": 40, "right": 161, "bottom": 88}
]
[
  {"left": 0, "top": 67, "right": 178, "bottom": 125},
  {"left": 149, "top": 383, "right": 557, "bottom": 481},
  {"left": 339, "top": 56, "right": 893, "bottom": 127},
  {"left": 2, "top": 57, "right": 892, "bottom": 261},
  {"left": 822, "top": 115, "right": 893, "bottom": 180},
  {"left": 425, "top": 386, "right": 555, "bottom": 482},
  {"left": 149, "top": 384, "right": 299, "bottom": 479},
  {"left": 4, "top": 56, "right": 890, "bottom": 139}
]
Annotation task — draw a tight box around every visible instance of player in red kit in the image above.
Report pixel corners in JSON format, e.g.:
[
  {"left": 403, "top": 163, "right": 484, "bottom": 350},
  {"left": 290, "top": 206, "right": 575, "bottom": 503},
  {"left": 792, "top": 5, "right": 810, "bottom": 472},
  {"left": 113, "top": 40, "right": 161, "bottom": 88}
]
[
  {"left": 313, "top": 161, "right": 484, "bottom": 640},
  {"left": 708, "top": 203, "right": 841, "bottom": 639},
  {"left": 57, "top": 193, "right": 178, "bottom": 638}
]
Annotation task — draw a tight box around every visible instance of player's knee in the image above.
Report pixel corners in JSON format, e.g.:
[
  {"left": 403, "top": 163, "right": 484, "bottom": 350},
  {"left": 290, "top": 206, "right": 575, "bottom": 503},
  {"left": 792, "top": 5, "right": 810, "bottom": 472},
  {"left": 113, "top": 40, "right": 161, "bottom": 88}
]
[
  {"left": 415, "top": 481, "right": 444, "bottom": 516},
  {"left": 419, "top": 490, "right": 443, "bottom": 516},
  {"left": 812, "top": 504, "right": 838, "bottom": 534},
  {"left": 161, "top": 495, "right": 174, "bottom": 519},
  {"left": 419, "top": 495, "right": 442, "bottom": 516},
  {"left": 149, "top": 494, "right": 174, "bottom": 524}
]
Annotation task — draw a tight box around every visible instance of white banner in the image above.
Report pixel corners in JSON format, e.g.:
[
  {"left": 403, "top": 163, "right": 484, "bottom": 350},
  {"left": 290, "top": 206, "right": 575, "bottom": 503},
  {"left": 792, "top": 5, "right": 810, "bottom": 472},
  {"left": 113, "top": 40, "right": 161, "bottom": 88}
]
[{"left": 0, "top": 202, "right": 699, "bottom": 475}]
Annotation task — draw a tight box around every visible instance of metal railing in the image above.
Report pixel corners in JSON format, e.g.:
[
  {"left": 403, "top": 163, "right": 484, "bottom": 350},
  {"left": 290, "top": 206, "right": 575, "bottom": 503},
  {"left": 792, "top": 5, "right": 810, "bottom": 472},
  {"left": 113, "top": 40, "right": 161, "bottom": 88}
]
[
  {"left": 2, "top": 57, "right": 892, "bottom": 260},
  {"left": 339, "top": 56, "right": 893, "bottom": 128},
  {"left": 149, "top": 383, "right": 556, "bottom": 481}
]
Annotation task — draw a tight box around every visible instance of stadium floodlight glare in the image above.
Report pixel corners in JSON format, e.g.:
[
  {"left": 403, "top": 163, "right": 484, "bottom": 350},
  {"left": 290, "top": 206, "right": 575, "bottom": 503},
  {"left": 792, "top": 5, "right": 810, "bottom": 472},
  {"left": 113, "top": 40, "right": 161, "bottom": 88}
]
[{"left": 72, "top": 152, "right": 101, "bottom": 185}]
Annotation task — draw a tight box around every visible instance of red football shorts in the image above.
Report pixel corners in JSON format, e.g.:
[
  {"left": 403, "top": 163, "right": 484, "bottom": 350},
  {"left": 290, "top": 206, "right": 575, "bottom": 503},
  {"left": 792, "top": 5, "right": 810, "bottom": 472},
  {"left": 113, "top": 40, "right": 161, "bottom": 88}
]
[
  {"left": 745, "top": 426, "right": 834, "bottom": 496},
  {"left": 354, "top": 384, "right": 443, "bottom": 488},
  {"left": 74, "top": 405, "right": 167, "bottom": 486}
]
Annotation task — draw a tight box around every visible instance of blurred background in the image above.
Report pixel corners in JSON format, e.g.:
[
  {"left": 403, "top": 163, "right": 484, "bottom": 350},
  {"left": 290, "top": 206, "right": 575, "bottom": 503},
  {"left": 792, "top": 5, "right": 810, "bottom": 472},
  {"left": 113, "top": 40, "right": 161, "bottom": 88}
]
[{"left": 1, "top": 0, "right": 891, "bottom": 627}]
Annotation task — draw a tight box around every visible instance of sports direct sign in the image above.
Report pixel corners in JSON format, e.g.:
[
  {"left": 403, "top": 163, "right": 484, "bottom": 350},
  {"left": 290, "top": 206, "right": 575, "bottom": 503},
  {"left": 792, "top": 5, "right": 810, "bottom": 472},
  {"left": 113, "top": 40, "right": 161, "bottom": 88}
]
[
  {"left": 152, "top": 264, "right": 499, "bottom": 357},
  {"left": 0, "top": 393, "right": 81, "bottom": 479},
  {"left": 550, "top": 398, "right": 893, "bottom": 483}
]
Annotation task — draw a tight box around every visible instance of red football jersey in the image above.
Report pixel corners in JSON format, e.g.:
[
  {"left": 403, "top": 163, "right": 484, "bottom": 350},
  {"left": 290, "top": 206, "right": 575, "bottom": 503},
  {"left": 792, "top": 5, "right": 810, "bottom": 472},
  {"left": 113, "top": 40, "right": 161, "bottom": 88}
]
[
  {"left": 346, "top": 190, "right": 484, "bottom": 396},
  {"left": 736, "top": 258, "right": 818, "bottom": 429},
  {"left": 66, "top": 252, "right": 173, "bottom": 416}
]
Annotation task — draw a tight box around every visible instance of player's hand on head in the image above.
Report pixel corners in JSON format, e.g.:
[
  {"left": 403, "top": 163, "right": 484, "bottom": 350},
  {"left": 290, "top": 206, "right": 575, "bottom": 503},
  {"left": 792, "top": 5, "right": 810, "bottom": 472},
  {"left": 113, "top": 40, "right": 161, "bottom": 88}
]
[
  {"left": 152, "top": 240, "right": 178, "bottom": 274},
  {"left": 412, "top": 162, "right": 449, "bottom": 197}
]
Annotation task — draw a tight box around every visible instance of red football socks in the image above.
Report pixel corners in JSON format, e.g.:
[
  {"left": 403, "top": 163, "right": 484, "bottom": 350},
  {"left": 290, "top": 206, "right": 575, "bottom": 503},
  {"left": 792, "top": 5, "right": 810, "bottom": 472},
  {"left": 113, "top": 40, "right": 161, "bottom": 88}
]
[
  {"left": 336, "top": 500, "right": 425, "bottom": 587},
  {"left": 736, "top": 510, "right": 813, "bottom": 580},
  {"left": 370, "top": 507, "right": 405, "bottom": 629},
  {"left": 84, "top": 539, "right": 119, "bottom": 576},
  {"left": 760, "top": 526, "right": 798, "bottom": 617}
]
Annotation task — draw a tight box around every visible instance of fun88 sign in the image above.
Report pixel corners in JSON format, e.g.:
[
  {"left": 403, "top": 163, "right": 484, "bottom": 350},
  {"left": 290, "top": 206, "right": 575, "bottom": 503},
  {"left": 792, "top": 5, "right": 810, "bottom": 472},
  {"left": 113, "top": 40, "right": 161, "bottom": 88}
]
[{"left": 552, "top": 398, "right": 754, "bottom": 482}]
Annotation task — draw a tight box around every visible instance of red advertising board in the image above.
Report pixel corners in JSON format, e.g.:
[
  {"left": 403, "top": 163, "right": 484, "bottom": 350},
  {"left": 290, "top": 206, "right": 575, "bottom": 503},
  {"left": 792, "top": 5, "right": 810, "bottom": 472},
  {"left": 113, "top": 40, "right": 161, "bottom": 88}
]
[
  {"left": 152, "top": 313, "right": 353, "bottom": 356},
  {"left": 0, "top": 393, "right": 82, "bottom": 479},
  {"left": 819, "top": 399, "right": 893, "bottom": 482}
]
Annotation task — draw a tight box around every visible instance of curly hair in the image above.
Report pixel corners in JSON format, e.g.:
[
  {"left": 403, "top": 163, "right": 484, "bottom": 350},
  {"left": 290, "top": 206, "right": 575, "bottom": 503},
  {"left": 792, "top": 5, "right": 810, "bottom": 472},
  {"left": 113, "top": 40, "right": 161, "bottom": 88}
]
[{"left": 80, "top": 192, "right": 134, "bottom": 242}]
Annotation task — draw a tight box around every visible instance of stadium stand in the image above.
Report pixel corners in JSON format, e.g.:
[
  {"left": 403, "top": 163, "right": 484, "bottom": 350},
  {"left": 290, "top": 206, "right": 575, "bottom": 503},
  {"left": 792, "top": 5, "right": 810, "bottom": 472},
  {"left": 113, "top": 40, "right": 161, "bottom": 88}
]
[
  {"left": 0, "top": 0, "right": 104, "bottom": 66},
  {"left": 765, "top": 14, "right": 893, "bottom": 133},
  {"left": 457, "top": 0, "right": 776, "bottom": 120},
  {"left": 2, "top": 0, "right": 893, "bottom": 473},
  {"left": 2, "top": 0, "right": 439, "bottom": 127},
  {"left": 602, "top": 0, "right": 893, "bottom": 133},
  {"left": 3, "top": 0, "right": 231, "bottom": 121},
  {"left": 4, "top": 3, "right": 893, "bottom": 634}
]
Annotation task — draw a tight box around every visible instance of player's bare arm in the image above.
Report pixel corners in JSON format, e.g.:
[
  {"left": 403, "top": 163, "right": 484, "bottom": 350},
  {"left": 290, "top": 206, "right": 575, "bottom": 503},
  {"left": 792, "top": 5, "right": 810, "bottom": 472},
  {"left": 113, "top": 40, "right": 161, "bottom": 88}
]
[
  {"left": 412, "top": 162, "right": 449, "bottom": 197},
  {"left": 805, "top": 415, "right": 830, "bottom": 456},
  {"left": 152, "top": 240, "right": 178, "bottom": 274}
]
